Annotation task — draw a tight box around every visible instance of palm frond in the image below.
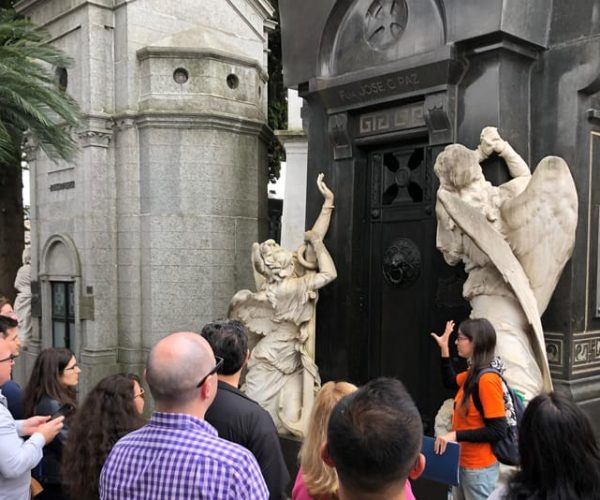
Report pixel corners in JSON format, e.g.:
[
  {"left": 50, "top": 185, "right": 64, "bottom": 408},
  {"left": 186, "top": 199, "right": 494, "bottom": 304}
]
[{"left": 0, "top": 9, "right": 81, "bottom": 165}]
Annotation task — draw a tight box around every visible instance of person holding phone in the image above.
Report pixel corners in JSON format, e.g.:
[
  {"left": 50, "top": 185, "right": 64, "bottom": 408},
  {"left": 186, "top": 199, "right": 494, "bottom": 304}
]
[
  {"left": 431, "top": 319, "right": 508, "bottom": 500},
  {"left": 0, "top": 339, "right": 64, "bottom": 499},
  {"left": 23, "top": 348, "right": 80, "bottom": 499}
]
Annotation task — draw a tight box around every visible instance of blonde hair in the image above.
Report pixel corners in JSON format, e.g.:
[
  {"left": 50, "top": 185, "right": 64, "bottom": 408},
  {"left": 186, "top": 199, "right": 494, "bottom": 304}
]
[{"left": 300, "top": 381, "right": 358, "bottom": 497}]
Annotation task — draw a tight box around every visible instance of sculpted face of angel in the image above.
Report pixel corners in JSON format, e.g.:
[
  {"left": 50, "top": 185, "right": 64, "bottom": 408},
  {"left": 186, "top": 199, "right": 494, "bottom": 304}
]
[
  {"left": 259, "top": 241, "right": 294, "bottom": 282},
  {"left": 434, "top": 144, "right": 484, "bottom": 191}
]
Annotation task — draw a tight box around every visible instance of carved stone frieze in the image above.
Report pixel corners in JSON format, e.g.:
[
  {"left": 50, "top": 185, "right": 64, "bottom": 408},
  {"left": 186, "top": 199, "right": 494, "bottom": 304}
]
[{"left": 328, "top": 112, "right": 352, "bottom": 160}]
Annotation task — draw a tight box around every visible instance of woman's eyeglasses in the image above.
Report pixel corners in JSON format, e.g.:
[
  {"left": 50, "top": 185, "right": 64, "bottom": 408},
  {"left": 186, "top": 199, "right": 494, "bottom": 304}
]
[{"left": 134, "top": 388, "right": 145, "bottom": 400}]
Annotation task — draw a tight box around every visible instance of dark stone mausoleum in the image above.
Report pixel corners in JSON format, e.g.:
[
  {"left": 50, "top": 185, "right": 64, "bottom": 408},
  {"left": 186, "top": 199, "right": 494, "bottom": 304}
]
[{"left": 279, "top": 0, "right": 600, "bottom": 442}]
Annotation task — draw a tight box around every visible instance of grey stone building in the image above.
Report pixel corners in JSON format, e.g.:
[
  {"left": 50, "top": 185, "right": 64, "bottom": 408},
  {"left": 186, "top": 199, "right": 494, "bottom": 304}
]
[{"left": 15, "top": 0, "right": 274, "bottom": 392}]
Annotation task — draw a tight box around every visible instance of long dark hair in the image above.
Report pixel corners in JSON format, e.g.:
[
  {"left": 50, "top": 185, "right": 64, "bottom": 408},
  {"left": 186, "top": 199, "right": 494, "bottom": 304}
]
[
  {"left": 23, "top": 348, "right": 77, "bottom": 417},
  {"left": 505, "top": 392, "right": 600, "bottom": 499},
  {"left": 62, "top": 373, "right": 145, "bottom": 499},
  {"left": 458, "top": 318, "right": 496, "bottom": 408}
]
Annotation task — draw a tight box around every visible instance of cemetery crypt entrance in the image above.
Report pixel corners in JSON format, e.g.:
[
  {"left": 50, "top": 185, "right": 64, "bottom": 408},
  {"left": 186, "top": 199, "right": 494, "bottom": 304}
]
[{"left": 359, "top": 138, "right": 468, "bottom": 434}]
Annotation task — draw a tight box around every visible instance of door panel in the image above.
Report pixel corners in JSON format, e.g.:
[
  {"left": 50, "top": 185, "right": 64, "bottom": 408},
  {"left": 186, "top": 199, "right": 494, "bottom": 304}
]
[{"left": 365, "top": 142, "right": 469, "bottom": 432}]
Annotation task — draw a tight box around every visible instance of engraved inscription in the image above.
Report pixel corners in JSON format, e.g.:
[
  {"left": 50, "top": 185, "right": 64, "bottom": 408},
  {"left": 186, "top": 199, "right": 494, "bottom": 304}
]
[
  {"left": 50, "top": 181, "right": 75, "bottom": 192},
  {"left": 338, "top": 73, "right": 420, "bottom": 104}
]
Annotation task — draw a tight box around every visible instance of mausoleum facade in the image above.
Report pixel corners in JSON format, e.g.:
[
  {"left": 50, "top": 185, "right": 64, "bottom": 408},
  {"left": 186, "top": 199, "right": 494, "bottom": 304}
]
[
  {"left": 279, "top": 0, "right": 600, "bottom": 434},
  {"left": 15, "top": 0, "right": 274, "bottom": 392}
]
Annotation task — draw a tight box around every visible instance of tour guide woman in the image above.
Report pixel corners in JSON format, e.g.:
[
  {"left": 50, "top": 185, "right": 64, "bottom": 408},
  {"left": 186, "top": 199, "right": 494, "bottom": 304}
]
[{"left": 431, "top": 318, "right": 508, "bottom": 500}]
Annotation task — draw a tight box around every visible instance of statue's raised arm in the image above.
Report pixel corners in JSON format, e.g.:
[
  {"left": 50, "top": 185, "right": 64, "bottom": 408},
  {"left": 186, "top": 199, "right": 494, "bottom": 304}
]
[{"left": 296, "top": 173, "right": 334, "bottom": 271}]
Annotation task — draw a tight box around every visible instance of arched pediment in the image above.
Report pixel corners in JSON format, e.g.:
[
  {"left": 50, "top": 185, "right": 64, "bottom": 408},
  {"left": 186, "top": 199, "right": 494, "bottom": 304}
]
[
  {"left": 40, "top": 234, "right": 81, "bottom": 278},
  {"left": 319, "top": 0, "right": 446, "bottom": 78}
]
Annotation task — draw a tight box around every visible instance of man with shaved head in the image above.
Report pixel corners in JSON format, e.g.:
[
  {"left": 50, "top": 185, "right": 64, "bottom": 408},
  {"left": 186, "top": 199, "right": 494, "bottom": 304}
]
[{"left": 100, "top": 332, "right": 268, "bottom": 499}]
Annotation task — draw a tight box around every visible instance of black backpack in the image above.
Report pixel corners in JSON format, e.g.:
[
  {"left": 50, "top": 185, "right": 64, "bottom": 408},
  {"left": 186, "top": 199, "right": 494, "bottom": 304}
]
[{"left": 472, "top": 367, "right": 525, "bottom": 466}]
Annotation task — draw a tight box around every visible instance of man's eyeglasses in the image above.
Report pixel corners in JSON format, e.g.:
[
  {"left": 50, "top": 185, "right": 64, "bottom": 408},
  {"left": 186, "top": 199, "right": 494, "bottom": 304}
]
[
  {"left": 0, "top": 354, "right": 16, "bottom": 364},
  {"left": 196, "top": 356, "right": 224, "bottom": 388}
]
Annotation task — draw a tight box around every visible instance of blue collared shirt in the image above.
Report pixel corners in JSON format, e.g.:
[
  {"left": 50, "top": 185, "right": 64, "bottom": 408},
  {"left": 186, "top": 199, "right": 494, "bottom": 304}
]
[
  {"left": 100, "top": 411, "right": 269, "bottom": 500},
  {"left": 0, "top": 390, "right": 46, "bottom": 500}
]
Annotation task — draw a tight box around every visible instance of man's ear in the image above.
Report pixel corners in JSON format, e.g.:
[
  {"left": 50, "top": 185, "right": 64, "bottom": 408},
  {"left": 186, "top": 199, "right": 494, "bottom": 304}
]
[
  {"left": 200, "top": 375, "right": 217, "bottom": 402},
  {"left": 243, "top": 349, "right": 250, "bottom": 367},
  {"left": 408, "top": 453, "right": 426, "bottom": 480},
  {"left": 320, "top": 442, "right": 335, "bottom": 468}
]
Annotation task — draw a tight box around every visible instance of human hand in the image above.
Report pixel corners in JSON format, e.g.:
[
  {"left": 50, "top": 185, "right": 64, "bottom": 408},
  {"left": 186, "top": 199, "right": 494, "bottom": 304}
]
[
  {"left": 21, "top": 416, "right": 51, "bottom": 436},
  {"left": 27, "top": 416, "right": 64, "bottom": 444},
  {"left": 430, "top": 320, "right": 455, "bottom": 351},
  {"left": 434, "top": 431, "right": 456, "bottom": 455},
  {"left": 480, "top": 127, "right": 507, "bottom": 157},
  {"left": 317, "top": 173, "right": 334, "bottom": 206}
]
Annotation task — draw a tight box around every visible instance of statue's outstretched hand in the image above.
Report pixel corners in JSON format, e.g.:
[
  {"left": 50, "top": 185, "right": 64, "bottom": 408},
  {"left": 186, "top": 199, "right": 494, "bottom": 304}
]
[
  {"left": 430, "top": 320, "right": 454, "bottom": 352},
  {"left": 317, "top": 173, "right": 334, "bottom": 207}
]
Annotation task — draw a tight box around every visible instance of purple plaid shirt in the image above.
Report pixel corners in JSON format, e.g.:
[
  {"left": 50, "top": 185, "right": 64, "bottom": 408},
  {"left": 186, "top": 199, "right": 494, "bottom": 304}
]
[{"left": 99, "top": 412, "right": 268, "bottom": 500}]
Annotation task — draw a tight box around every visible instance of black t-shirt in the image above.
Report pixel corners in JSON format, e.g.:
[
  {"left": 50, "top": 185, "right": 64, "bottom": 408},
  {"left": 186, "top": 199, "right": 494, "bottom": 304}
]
[{"left": 205, "top": 380, "right": 290, "bottom": 500}]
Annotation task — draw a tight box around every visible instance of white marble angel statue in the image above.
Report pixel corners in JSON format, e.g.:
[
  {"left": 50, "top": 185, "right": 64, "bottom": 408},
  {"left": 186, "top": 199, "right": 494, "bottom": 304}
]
[
  {"left": 13, "top": 247, "right": 32, "bottom": 347},
  {"left": 229, "top": 174, "right": 337, "bottom": 437},
  {"left": 434, "top": 127, "right": 578, "bottom": 400}
]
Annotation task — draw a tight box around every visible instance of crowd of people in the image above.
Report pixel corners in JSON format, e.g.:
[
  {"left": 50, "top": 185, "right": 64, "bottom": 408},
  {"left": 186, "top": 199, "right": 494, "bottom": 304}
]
[{"left": 1, "top": 294, "right": 600, "bottom": 499}]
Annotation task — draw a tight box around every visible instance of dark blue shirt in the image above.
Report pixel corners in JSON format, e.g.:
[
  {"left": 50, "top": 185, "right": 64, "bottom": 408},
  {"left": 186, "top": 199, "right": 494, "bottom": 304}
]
[{"left": 0, "top": 380, "right": 23, "bottom": 419}]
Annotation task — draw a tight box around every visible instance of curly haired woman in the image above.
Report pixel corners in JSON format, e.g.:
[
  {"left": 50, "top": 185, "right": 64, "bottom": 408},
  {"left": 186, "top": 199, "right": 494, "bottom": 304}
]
[{"left": 62, "top": 373, "right": 145, "bottom": 499}]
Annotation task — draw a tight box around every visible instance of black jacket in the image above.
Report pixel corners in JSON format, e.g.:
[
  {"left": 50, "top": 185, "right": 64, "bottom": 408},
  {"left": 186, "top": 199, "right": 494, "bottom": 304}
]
[
  {"left": 33, "top": 396, "right": 69, "bottom": 485},
  {"left": 205, "top": 380, "right": 290, "bottom": 499}
]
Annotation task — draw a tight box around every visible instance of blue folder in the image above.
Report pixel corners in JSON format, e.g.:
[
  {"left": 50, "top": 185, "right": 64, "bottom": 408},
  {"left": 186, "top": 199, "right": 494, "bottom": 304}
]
[{"left": 420, "top": 436, "right": 460, "bottom": 486}]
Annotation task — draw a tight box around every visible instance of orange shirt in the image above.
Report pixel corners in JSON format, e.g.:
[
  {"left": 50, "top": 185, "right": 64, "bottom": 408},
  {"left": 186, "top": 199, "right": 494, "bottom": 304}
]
[{"left": 453, "top": 370, "right": 505, "bottom": 468}]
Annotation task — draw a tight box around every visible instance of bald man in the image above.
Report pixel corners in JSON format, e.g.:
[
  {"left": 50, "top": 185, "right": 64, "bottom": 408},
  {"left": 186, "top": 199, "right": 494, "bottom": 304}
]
[{"left": 100, "top": 332, "right": 268, "bottom": 500}]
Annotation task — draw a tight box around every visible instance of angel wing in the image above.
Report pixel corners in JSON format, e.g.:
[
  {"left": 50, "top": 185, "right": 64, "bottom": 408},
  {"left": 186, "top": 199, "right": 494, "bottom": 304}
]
[
  {"left": 501, "top": 156, "right": 578, "bottom": 314},
  {"left": 227, "top": 289, "right": 276, "bottom": 353},
  {"left": 438, "top": 190, "right": 553, "bottom": 391}
]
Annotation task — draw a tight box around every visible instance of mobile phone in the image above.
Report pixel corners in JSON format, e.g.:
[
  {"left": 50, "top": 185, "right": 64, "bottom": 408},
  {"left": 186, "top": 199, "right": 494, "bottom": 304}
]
[{"left": 50, "top": 403, "right": 75, "bottom": 420}]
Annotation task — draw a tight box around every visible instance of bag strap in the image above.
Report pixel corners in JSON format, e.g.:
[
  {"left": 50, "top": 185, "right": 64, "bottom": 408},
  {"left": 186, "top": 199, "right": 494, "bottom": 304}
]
[{"left": 471, "top": 367, "right": 504, "bottom": 417}]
